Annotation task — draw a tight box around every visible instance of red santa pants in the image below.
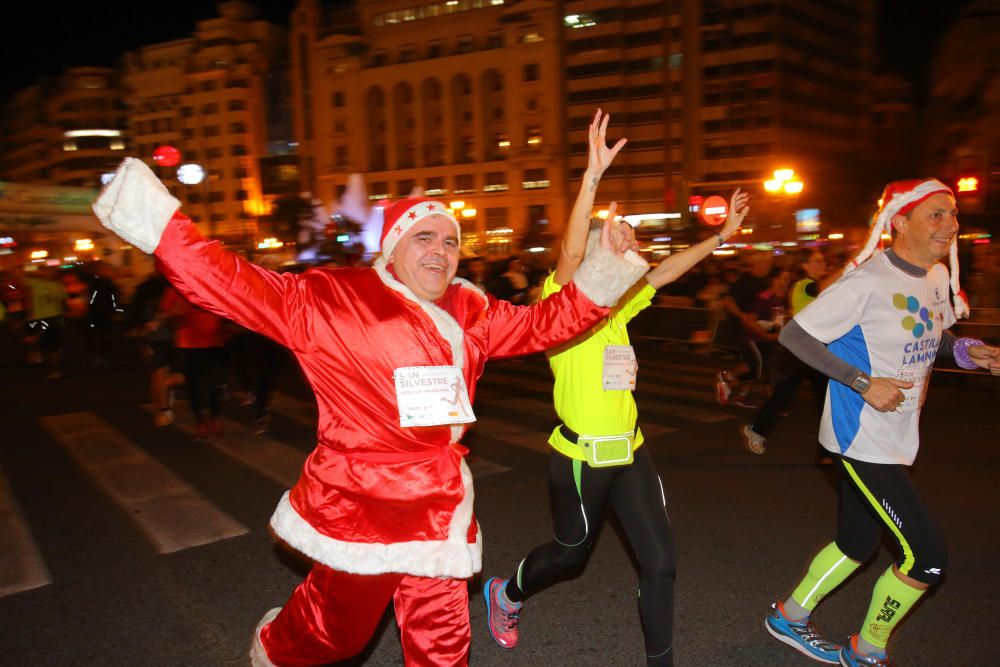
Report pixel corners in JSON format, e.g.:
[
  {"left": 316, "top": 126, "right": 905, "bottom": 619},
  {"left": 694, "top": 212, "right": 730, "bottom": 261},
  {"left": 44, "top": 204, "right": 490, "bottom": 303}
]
[{"left": 259, "top": 563, "right": 470, "bottom": 666}]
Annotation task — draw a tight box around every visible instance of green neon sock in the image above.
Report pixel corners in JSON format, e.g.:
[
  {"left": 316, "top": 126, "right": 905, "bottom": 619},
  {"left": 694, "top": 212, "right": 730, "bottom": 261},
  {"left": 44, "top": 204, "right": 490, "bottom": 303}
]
[
  {"left": 859, "top": 567, "right": 926, "bottom": 649},
  {"left": 789, "top": 542, "right": 861, "bottom": 614}
]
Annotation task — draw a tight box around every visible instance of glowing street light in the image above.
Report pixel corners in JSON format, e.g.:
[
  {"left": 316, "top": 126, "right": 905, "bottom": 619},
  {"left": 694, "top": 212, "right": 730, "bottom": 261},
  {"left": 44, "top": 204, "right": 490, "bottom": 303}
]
[{"left": 764, "top": 168, "right": 804, "bottom": 195}]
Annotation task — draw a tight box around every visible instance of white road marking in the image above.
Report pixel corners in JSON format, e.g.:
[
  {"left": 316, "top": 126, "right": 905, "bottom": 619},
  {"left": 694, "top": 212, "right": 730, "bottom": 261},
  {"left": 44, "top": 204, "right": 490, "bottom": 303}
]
[
  {"left": 0, "top": 467, "right": 52, "bottom": 598},
  {"left": 42, "top": 412, "right": 247, "bottom": 554}
]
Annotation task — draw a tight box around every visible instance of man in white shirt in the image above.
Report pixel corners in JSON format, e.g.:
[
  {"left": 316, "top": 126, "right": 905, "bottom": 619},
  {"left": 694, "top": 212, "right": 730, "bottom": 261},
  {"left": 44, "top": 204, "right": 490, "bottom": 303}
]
[{"left": 762, "top": 179, "right": 1000, "bottom": 666}]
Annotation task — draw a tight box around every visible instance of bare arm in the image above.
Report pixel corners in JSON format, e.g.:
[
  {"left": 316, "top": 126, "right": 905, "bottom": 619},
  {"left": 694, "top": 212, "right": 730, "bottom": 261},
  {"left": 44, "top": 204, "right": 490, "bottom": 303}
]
[
  {"left": 645, "top": 189, "right": 749, "bottom": 289},
  {"left": 553, "top": 108, "right": 627, "bottom": 285}
]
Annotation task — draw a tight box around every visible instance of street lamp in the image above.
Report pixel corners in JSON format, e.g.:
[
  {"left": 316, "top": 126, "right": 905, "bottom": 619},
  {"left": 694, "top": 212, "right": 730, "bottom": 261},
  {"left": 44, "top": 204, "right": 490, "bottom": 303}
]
[
  {"left": 763, "top": 168, "right": 806, "bottom": 241},
  {"left": 764, "top": 168, "right": 804, "bottom": 195},
  {"left": 177, "top": 162, "right": 215, "bottom": 237}
]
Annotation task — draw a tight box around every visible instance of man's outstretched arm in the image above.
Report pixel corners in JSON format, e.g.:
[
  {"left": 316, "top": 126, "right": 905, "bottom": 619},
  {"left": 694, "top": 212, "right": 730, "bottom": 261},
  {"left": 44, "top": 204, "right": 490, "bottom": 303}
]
[{"left": 93, "top": 158, "right": 316, "bottom": 351}]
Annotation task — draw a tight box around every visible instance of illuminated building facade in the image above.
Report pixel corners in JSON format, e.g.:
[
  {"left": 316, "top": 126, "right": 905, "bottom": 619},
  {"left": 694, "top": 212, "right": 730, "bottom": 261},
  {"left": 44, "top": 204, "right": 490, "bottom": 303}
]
[
  {"left": 290, "top": 0, "right": 567, "bottom": 255},
  {"left": 0, "top": 67, "right": 128, "bottom": 188},
  {"left": 564, "top": 0, "right": 875, "bottom": 241},
  {"left": 123, "top": 1, "right": 288, "bottom": 242}
]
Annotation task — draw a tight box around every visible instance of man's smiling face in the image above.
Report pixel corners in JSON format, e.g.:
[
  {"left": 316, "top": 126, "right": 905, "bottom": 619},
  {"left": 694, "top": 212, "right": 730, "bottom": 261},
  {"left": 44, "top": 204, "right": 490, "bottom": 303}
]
[
  {"left": 895, "top": 192, "right": 959, "bottom": 266},
  {"left": 388, "top": 215, "right": 460, "bottom": 301}
]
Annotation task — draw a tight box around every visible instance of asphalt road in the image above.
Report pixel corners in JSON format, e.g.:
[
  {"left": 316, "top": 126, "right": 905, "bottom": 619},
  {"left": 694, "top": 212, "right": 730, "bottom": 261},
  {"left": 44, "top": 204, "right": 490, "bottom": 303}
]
[{"left": 1, "top": 336, "right": 998, "bottom": 666}]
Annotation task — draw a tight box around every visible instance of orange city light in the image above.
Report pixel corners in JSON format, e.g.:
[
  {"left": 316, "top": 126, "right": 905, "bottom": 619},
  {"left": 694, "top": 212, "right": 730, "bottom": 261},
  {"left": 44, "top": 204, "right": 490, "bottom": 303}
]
[{"left": 957, "top": 177, "right": 979, "bottom": 193}]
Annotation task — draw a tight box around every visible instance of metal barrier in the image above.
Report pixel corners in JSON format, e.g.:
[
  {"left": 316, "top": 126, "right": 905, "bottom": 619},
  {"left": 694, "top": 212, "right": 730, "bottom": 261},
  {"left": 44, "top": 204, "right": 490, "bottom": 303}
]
[
  {"left": 632, "top": 305, "right": 1000, "bottom": 367},
  {"left": 630, "top": 303, "right": 722, "bottom": 350}
]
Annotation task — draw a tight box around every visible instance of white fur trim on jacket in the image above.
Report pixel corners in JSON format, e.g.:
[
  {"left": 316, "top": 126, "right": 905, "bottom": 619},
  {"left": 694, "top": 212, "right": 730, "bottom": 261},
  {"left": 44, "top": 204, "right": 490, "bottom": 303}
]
[
  {"left": 374, "top": 256, "right": 485, "bottom": 444},
  {"left": 269, "top": 457, "right": 482, "bottom": 578},
  {"left": 91, "top": 157, "right": 181, "bottom": 254},
  {"left": 571, "top": 231, "right": 650, "bottom": 307},
  {"left": 249, "top": 607, "right": 281, "bottom": 667}
]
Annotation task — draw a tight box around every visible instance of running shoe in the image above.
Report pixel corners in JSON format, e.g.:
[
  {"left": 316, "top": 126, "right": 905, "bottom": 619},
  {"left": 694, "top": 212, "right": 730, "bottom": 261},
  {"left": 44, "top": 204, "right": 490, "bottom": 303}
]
[
  {"left": 154, "top": 409, "right": 175, "bottom": 427},
  {"left": 839, "top": 635, "right": 891, "bottom": 666},
  {"left": 484, "top": 576, "right": 521, "bottom": 649},
  {"left": 765, "top": 601, "right": 841, "bottom": 664},
  {"left": 732, "top": 391, "right": 761, "bottom": 408},
  {"left": 254, "top": 414, "right": 271, "bottom": 436},
  {"left": 716, "top": 372, "right": 732, "bottom": 405},
  {"left": 741, "top": 424, "right": 767, "bottom": 455},
  {"left": 195, "top": 419, "right": 212, "bottom": 441}
]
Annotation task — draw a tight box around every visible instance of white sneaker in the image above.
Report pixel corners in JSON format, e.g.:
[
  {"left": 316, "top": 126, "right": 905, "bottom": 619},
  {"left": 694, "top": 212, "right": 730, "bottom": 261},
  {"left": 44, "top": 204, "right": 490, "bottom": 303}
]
[{"left": 741, "top": 424, "right": 767, "bottom": 455}]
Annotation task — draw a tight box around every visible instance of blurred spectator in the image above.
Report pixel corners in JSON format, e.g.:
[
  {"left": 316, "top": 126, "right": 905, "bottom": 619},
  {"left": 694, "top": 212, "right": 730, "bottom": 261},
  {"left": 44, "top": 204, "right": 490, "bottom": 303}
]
[
  {"left": 968, "top": 243, "right": 1000, "bottom": 308},
  {"left": 85, "top": 262, "right": 122, "bottom": 367},
  {"left": 493, "top": 257, "right": 530, "bottom": 304},
  {"left": 741, "top": 249, "right": 839, "bottom": 458},
  {"left": 24, "top": 267, "right": 68, "bottom": 378},
  {"left": 716, "top": 251, "right": 776, "bottom": 406},
  {"left": 230, "top": 326, "right": 283, "bottom": 435},
  {"left": 62, "top": 269, "right": 90, "bottom": 364},
  {"left": 464, "top": 257, "right": 491, "bottom": 293},
  {"left": 131, "top": 266, "right": 181, "bottom": 426},
  {"left": 0, "top": 268, "right": 27, "bottom": 323},
  {"left": 160, "top": 285, "right": 230, "bottom": 440}
]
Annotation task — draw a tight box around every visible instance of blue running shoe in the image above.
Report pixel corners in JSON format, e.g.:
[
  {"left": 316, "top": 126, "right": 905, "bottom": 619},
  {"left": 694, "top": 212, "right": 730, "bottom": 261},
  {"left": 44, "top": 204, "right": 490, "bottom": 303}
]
[
  {"left": 765, "top": 601, "right": 842, "bottom": 664},
  {"left": 484, "top": 577, "right": 521, "bottom": 649},
  {"left": 839, "top": 634, "right": 891, "bottom": 666}
]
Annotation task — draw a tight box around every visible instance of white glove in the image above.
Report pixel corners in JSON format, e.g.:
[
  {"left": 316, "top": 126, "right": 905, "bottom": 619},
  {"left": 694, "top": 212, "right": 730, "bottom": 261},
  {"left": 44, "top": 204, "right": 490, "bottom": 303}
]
[{"left": 92, "top": 157, "right": 180, "bottom": 254}]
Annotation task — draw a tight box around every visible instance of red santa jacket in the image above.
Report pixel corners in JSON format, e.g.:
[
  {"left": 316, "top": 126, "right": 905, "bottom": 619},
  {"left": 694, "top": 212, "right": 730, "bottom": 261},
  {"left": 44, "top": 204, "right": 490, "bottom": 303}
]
[{"left": 154, "top": 214, "right": 610, "bottom": 578}]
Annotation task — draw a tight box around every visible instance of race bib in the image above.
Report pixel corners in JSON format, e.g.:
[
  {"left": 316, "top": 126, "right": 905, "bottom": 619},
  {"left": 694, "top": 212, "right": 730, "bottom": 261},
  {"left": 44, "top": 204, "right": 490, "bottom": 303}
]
[
  {"left": 393, "top": 366, "right": 476, "bottom": 427},
  {"left": 896, "top": 366, "right": 930, "bottom": 413},
  {"left": 602, "top": 345, "right": 638, "bottom": 391}
]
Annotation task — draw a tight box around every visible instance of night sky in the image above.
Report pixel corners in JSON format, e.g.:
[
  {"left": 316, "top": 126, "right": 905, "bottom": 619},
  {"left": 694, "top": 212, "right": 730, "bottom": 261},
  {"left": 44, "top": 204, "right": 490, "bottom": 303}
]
[
  {"left": 0, "top": 1, "right": 290, "bottom": 97},
  {"left": 0, "top": 0, "right": 976, "bottom": 101}
]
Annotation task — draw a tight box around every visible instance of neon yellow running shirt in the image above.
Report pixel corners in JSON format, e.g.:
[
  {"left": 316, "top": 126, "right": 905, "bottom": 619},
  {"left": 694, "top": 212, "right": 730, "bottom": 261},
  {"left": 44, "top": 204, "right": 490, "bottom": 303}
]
[{"left": 542, "top": 272, "right": 656, "bottom": 461}]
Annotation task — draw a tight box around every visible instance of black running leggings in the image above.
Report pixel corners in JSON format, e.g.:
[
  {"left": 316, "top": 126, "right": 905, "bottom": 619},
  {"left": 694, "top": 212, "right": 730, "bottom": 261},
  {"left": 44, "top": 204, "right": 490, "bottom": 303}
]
[
  {"left": 505, "top": 446, "right": 677, "bottom": 666},
  {"left": 835, "top": 455, "right": 947, "bottom": 586}
]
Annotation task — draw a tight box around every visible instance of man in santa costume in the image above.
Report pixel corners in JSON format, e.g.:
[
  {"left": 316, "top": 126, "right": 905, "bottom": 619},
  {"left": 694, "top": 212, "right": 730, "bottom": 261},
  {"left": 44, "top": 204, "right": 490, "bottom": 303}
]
[{"left": 92, "top": 157, "right": 649, "bottom": 666}]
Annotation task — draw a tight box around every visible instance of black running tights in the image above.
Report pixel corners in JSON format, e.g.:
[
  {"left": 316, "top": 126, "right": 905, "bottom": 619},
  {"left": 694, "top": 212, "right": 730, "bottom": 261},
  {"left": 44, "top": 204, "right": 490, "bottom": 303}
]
[{"left": 505, "top": 446, "right": 677, "bottom": 666}]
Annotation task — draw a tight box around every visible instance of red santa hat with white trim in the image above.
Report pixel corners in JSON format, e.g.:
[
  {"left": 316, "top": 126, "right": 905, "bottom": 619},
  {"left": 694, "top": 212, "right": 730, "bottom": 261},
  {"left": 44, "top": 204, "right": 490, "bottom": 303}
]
[
  {"left": 845, "top": 178, "right": 968, "bottom": 318},
  {"left": 380, "top": 196, "right": 460, "bottom": 259}
]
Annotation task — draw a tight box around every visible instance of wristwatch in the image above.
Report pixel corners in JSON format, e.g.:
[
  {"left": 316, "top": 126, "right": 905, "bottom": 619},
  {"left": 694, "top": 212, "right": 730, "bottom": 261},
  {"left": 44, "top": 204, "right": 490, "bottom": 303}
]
[{"left": 850, "top": 372, "right": 872, "bottom": 395}]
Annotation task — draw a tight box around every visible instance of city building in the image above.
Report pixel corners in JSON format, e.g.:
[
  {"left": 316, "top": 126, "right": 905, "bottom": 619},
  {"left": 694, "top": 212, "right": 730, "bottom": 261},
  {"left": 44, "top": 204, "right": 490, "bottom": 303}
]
[
  {"left": 0, "top": 67, "right": 129, "bottom": 188},
  {"left": 563, "top": 0, "right": 876, "bottom": 244},
  {"left": 123, "top": 0, "right": 288, "bottom": 244},
  {"left": 289, "top": 0, "right": 567, "bottom": 256}
]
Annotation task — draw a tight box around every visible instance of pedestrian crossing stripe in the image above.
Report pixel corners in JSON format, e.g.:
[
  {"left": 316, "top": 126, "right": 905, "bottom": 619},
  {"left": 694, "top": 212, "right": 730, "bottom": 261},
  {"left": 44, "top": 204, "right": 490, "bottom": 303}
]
[
  {"left": 480, "top": 373, "right": 733, "bottom": 423},
  {"left": 41, "top": 412, "right": 248, "bottom": 555},
  {"left": 154, "top": 403, "right": 306, "bottom": 489},
  {"left": 159, "top": 395, "right": 513, "bottom": 482},
  {"left": 0, "top": 467, "right": 52, "bottom": 598}
]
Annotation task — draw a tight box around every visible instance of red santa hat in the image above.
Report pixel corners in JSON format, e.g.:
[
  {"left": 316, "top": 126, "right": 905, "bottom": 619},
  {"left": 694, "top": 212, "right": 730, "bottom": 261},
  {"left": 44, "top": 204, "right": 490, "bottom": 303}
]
[
  {"left": 380, "top": 197, "right": 460, "bottom": 259},
  {"left": 845, "top": 178, "right": 968, "bottom": 318}
]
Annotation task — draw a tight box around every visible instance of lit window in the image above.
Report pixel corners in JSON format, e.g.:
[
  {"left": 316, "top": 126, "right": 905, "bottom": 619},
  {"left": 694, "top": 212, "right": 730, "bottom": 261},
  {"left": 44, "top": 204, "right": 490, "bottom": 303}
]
[{"left": 564, "top": 13, "right": 597, "bottom": 28}]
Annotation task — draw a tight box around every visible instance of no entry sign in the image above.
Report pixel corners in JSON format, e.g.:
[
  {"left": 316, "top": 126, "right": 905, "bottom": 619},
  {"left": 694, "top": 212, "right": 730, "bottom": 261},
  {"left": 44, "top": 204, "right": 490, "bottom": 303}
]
[{"left": 700, "top": 195, "right": 728, "bottom": 226}]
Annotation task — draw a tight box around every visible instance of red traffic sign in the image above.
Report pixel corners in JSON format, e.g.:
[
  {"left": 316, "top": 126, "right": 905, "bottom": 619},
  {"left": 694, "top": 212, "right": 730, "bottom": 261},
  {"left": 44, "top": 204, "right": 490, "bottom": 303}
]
[{"left": 700, "top": 195, "right": 728, "bottom": 226}]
